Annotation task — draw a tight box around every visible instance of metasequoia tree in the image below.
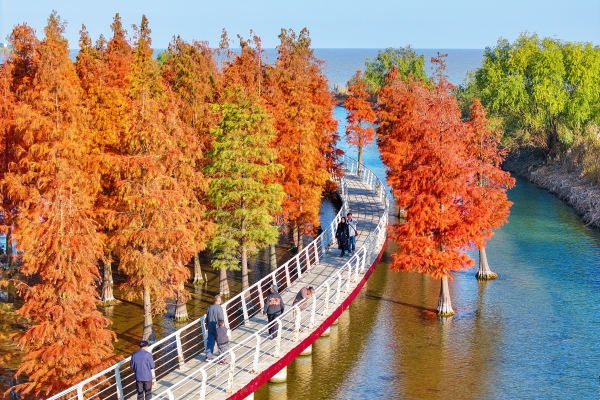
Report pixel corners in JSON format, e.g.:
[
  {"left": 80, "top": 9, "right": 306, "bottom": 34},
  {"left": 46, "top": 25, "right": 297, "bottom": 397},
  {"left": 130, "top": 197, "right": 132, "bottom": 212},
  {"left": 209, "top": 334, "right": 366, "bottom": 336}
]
[
  {"left": 378, "top": 57, "right": 480, "bottom": 316},
  {"left": 345, "top": 69, "right": 376, "bottom": 166},
  {"left": 4, "top": 14, "right": 118, "bottom": 396},
  {"left": 76, "top": 16, "right": 131, "bottom": 306},
  {"left": 464, "top": 99, "right": 515, "bottom": 280},
  {"left": 265, "top": 28, "right": 338, "bottom": 251},
  {"left": 161, "top": 36, "right": 218, "bottom": 287},
  {"left": 107, "top": 16, "right": 196, "bottom": 340},
  {"left": 206, "top": 87, "right": 284, "bottom": 294},
  {"left": 0, "top": 59, "right": 17, "bottom": 272},
  {"left": 0, "top": 23, "right": 39, "bottom": 272}
]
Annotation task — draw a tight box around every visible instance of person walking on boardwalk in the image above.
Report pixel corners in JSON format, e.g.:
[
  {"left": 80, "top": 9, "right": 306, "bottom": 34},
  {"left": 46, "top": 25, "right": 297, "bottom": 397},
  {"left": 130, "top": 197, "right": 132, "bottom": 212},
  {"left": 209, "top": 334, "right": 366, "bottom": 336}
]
[
  {"left": 215, "top": 319, "right": 230, "bottom": 364},
  {"left": 205, "top": 294, "right": 224, "bottom": 361},
  {"left": 336, "top": 216, "right": 350, "bottom": 257},
  {"left": 130, "top": 340, "right": 156, "bottom": 400},
  {"left": 347, "top": 213, "right": 358, "bottom": 255},
  {"left": 292, "top": 286, "right": 314, "bottom": 312},
  {"left": 263, "top": 284, "right": 285, "bottom": 338}
]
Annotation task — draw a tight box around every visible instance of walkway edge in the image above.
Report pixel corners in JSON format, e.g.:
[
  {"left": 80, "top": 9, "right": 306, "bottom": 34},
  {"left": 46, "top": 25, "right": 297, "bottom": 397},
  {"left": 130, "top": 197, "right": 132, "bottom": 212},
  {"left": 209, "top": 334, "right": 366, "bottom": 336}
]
[{"left": 228, "top": 238, "right": 387, "bottom": 400}]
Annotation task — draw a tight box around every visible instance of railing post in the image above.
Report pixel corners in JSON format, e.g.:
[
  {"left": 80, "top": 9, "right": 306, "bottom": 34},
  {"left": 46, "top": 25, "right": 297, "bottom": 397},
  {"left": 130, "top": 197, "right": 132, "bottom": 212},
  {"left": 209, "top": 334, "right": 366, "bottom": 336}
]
[
  {"left": 200, "top": 316, "right": 207, "bottom": 357},
  {"left": 361, "top": 246, "right": 368, "bottom": 272},
  {"left": 166, "top": 389, "right": 175, "bottom": 400},
  {"left": 325, "top": 282, "right": 330, "bottom": 311},
  {"left": 115, "top": 363, "right": 124, "bottom": 400},
  {"left": 313, "top": 240, "right": 319, "bottom": 264},
  {"left": 175, "top": 331, "right": 185, "bottom": 370},
  {"left": 223, "top": 308, "right": 230, "bottom": 330},
  {"left": 274, "top": 317, "right": 283, "bottom": 358},
  {"left": 240, "top": 290, "right": 249, "bottom": 325},
  {"left": 355, "top": 253, "right": 361, "bottom": 279},
  {"left": 346, "top": 264, "right": 352, "bottom": 292},
  {"left": 296, "top": 257, "right": 302, "bottom": 278},
  {"left": 76, "top": 384, "right": 84, "bottom": 400},
  {"left": 310, "top": 295, "right": 317, "bottom": 328},
  {"left": 258, "top": 283, "right": 264, "bottom": 311},
  {"left": 252, "top": 332, "right": 261, "bottom": 373},
  {"left": 200, "top": 368, "right": 207, "bottom": 399},
  {"left": 271, "top": 271, "right": 277, "bottom": 287},
  {"left": 285, "top": 261, "right": 292, "bottom": 289},
  {"left": 336, "top": 272, "right": 342, "bottom": 304},
  {"left": 227, "top": 350, "right": 236, "bottom": 393},
  {"left": 293, "top": 305, "right": 301, "bottom": 342}
]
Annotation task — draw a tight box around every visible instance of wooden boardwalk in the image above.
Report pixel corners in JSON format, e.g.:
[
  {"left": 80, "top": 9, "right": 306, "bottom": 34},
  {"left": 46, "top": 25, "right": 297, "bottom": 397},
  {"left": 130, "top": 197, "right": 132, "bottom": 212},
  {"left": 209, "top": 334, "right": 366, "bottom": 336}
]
[{"left": 151, "top": 169, "right": 387, "bottom": 399}]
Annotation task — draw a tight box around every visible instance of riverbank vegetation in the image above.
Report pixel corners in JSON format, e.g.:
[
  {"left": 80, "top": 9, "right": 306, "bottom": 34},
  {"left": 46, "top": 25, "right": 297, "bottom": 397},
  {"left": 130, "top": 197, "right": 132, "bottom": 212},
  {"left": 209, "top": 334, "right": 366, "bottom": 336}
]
[
  {"left": 457, "top": 33, "right": 600, "bottom": 224},
  {"left": 0, "top": 13, "right": 338, "bottom": 397}
]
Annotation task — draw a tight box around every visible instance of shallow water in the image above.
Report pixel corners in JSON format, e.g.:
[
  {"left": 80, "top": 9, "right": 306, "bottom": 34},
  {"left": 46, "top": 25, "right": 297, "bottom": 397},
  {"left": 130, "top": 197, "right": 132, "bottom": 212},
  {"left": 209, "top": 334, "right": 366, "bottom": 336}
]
[{"left": 255, "top": 108, "right": 600, "bottom": 400}]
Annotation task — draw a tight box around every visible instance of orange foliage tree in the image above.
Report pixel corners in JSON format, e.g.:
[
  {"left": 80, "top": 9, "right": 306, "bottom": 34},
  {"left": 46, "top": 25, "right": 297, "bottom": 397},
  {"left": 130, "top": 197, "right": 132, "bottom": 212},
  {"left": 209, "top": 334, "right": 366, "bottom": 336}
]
[
  {"left": 378, "top": 56, "right": 485, "bottom": 316},
  {"left": 3, "top": 14, "right": 118, "bottom": 396},
  {"left": 264, "top": 28, "right": 339, "bottom": 251},
  {"left": 161, "top": 36, "right": 218, "bottom": 291},
  {"left": 75, "top": 14, "right": 135, "bottom": 306},
  {"left": 106, "top": 16, "right": 198, "bottom": 339},
  {"left": 464, "top": 99, "right": 515, "bottom": 280},
  {"left": 345, "top": 69, "right": 376, "bottom": 166}
]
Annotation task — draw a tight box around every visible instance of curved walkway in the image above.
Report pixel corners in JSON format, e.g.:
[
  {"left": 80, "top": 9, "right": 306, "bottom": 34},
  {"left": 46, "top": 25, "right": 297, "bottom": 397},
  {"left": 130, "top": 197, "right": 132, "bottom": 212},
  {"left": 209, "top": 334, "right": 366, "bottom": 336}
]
[{"left": 47, "top": 157, "right": 389, "bottom": 400}]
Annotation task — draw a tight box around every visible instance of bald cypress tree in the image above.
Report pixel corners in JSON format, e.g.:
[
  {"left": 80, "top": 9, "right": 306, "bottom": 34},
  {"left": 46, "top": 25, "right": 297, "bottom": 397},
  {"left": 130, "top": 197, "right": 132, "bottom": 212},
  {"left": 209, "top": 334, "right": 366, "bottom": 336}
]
[
  {"left": 207, "top": 87, "right": 284, "bottom": 293},
  {"left": 5, "top": 13, "right": 118, "bottom": 396}
]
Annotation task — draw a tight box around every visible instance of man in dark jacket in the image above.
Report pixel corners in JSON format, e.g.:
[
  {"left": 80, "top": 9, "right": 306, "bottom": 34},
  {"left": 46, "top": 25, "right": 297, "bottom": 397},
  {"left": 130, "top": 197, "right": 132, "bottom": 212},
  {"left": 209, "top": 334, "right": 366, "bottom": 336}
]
[
  {"left": 205, "top": 294, "right": 224, "bottom": 361},
  {"left": 263, "top": 284, "right": 284, "bottom": 338},
  {"left": 130, "top": 340, "right": 155, "bottom": 400}
]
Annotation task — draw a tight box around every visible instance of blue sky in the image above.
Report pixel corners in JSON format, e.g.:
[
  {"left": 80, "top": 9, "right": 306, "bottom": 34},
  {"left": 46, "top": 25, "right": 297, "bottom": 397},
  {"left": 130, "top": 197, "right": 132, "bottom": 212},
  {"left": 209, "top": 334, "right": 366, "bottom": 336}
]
[{"left": 1, "top": 0, "right": 599, "bottom": 49}]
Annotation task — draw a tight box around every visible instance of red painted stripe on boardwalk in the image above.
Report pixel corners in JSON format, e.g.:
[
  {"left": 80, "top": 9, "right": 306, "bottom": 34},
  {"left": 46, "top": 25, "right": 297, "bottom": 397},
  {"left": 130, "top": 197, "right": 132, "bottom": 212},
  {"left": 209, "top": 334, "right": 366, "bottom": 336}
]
[{"left": 228, "top": 238, "right": 387, "bottom": 400}]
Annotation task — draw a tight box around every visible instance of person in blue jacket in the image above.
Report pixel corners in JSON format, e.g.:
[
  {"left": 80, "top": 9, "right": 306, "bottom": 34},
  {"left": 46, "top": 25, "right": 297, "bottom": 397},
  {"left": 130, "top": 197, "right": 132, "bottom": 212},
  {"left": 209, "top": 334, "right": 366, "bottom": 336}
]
[{"left": 130, "top": 340, "right": 156, "bottom": 400}]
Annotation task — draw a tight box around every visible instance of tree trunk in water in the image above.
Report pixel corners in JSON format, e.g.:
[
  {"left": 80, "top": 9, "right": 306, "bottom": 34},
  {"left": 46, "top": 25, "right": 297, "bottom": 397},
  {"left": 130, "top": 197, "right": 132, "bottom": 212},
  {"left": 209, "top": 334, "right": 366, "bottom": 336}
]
[
  {"left": 174, "top": 281, "right": 189, "bottom": 323},
  {"left": 241, "top": 245, "right": 249, "bottom": 292},
  {"left": 475, "top": 246, "right": 498, "bottom": 280},
  {"left": 436, "top": 276, "right": 454, "bottom": 316},
  {"left": 6, "top": 230, "right": 13, "bottom": 270},
  {"left": 101, "top": 255, "right": 119, "bottom": 305},
  {"left": 297, "top": 226, "right": 304, "bottom": 252},
  {"left": 357, "top": 146, "right": 363, "bottom": 176},
  {"left": 269, "top": 243, "right": 277, "bottom": 272},
  {"left": 142, "top": 285, "right": 157, "bottom": 342},
  {"left": 193, "top": 252, "right": 204, "bottom": 285},
  {"left": 292, "top": 224, "right": 299, "bottom": 250},
  {"left": 219, "top": 267, "right": 230, "bottom": 297}
]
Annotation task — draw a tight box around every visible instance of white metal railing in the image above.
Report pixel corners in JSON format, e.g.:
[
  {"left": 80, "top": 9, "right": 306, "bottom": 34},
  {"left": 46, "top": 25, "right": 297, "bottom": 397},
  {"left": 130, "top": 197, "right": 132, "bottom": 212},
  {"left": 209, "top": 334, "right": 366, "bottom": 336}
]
[{"left": 47, "top": 156, "right": 388, "bottom": 400}]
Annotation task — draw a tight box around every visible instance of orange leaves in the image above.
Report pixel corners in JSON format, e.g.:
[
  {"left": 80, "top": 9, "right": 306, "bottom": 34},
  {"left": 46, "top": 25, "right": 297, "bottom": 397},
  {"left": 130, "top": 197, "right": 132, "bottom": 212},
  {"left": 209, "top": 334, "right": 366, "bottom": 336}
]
[
  {"left": 265, "top": 29, "right": 338, "bottom": 233},
  {"left": 379, "top": 55, "right": 513, "bottom": 280},
  {"left": 345, "top": 70, "right": 376, "bottom": 163},
  {"left": 3, "top": 13, "right": 119, "bottom": 397}
]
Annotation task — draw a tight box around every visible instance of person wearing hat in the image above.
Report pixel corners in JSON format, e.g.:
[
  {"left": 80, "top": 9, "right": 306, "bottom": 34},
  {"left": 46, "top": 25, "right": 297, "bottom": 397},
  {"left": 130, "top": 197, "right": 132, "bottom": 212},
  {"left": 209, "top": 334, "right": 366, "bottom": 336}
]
[
  {"left": 205, "top": 294, "right": 225, "bottom": 361},
  {"left": 130, "top": 340, "right": 155, "bottom": 399},
  {"left": 263, "top": 284, "right": 285, "bottom": 338}
]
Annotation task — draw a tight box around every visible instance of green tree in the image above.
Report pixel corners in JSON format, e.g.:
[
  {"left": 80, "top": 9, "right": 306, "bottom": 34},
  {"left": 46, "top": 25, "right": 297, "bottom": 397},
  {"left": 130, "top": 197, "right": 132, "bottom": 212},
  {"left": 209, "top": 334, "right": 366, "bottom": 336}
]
[
  {"left": 206, "top": 87, "right": 284, "bottom": 294},
  {"left": 364, "top": 46, "right": 427, "bottom": 95},
  {"left": 473, "top": 33, "right": 600, "bottom": 157}
]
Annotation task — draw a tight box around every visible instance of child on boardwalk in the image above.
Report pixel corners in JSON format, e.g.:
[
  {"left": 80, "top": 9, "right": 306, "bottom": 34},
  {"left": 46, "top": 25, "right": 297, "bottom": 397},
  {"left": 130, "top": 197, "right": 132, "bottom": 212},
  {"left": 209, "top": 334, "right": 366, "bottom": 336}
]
[{"left": 215, "top": 319, "right": 229, "bottom": 364}]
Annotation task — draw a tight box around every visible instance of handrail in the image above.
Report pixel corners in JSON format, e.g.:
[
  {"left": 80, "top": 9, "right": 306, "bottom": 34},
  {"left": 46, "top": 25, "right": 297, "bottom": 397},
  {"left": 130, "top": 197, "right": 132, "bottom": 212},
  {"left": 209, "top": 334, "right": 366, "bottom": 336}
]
[
  {"left": 151, "top": 155, "right": 389, "bottom": 399},
  {"left": 46, "top": 156, "right": 385, "bottom": 400}
]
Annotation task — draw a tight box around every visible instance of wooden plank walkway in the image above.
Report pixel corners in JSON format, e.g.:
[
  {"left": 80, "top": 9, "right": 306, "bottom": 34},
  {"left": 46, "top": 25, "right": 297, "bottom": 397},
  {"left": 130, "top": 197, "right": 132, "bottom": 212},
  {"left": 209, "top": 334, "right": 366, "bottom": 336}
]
[{"left": 150, "top": 170, "right": 386, "bottom": 399}]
